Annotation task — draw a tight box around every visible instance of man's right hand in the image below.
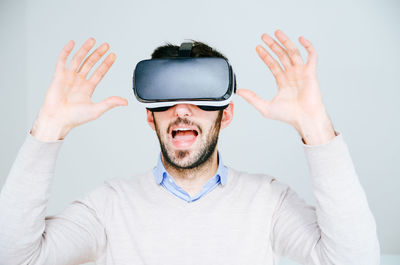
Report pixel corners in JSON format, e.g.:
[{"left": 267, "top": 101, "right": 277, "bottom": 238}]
[{"left": 30, "top": 38, "right": 128, "bottom": 142}]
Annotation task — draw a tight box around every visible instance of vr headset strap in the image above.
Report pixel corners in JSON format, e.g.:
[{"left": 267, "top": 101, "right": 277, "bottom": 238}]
[{"left": 178, "top": 42, "right": 193, "bottom": 57}]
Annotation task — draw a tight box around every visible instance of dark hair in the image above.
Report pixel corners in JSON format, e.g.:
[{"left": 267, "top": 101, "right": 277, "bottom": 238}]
[{"left": 151, "top": 39, "right": 229, "bottom": 60}]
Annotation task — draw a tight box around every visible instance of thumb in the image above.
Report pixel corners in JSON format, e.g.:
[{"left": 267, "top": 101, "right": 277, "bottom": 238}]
[
  {"left": 93, "top": 96, "right": 128, "bottom": 117},
  {"left": 236, "top": 89, "right": 270, "bottom": 117}
]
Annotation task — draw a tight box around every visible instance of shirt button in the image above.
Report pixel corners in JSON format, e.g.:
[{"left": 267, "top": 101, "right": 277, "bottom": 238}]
[{"left": 169, "top": 178, "right": 172, "bottom": 183}]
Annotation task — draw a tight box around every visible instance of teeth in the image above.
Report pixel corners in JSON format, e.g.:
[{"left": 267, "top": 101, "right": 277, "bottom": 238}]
[{"left": 171, "top": 128, "right": 198, "bottom": 138}]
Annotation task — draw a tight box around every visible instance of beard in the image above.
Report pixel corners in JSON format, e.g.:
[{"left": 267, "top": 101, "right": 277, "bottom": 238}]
[{"left": 153, "top": 110, "right": 223, "bottom": 170}]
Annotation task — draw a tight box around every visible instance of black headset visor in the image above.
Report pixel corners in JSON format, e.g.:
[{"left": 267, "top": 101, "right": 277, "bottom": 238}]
[{"left": 132, "top": 56, "right": 236, "bottom": 112}]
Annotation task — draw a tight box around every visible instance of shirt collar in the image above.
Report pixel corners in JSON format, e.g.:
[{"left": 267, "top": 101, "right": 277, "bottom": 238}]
[{"left": 153, "top": 151, "right": 228, "bottom": 186}]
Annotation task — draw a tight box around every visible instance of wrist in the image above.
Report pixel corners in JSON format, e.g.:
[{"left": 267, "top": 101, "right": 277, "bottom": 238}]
[
  {"left": 294, "top": 111, "right": 336, "bottom": 146},
  {"left": 30, "top": 116, "right": 71, "bottom": 142}
]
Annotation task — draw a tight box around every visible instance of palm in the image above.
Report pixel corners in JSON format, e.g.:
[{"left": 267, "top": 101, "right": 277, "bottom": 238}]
[
  {"left": 267, "top": 72, "right": 323, "bottom": 124},
  {"left": 46, "top": 71, "right": 101, "bottom": 126}
]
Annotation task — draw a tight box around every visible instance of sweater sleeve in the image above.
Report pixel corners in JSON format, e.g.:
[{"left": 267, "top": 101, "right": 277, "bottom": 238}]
[
  {"left": 0, "top": 132, "right": 106, "bottom": 265},
  {"left": 270, "top": 131, "right": 380, "bottom": 265}
]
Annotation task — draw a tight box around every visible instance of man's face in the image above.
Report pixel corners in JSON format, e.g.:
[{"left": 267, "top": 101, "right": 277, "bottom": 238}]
[{"left": 147, "top": 104, "right": 231, "bottom": 170}]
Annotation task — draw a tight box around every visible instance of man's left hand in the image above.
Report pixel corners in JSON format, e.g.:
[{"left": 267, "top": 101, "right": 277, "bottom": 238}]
[{"left": 237, "top": 29, "right": 336, "bottom": 145}]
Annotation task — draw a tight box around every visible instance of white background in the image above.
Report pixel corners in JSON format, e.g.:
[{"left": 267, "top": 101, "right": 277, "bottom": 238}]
[{"left": 1, "top": 0, "right": 399, "bottom": 260}]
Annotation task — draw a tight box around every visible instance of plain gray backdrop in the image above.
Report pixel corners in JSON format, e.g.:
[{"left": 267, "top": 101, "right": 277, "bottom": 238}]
[{"left": 1, "top": 0, "right": 399, "bottom": 259}]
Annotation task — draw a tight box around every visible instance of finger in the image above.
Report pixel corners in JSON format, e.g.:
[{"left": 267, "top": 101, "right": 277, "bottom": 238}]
[
  {"left": 92, "top": 96, "right": 128, "bottom": 119},
  {"left": 274, "top": 30, "right": 304, "bottom": 66},
  {"left": 88, "top": 53, "right": 116, "bottom": 93},
  {"left": 55, "top": 40, "right": 75, "bottom": 72},
  {"left": 77, "top": 43, "right": 110, "bottom": 77},
  {"left": 256, "top": 45, "right": 287, "bottom": 87},
  {"left": 261, "top": 33, "right": 292, "bottom": 69},
  {"left": 299, "top": 36, "right": 317, "bottom": 69},
  {"left": 68, "top": 37, "right": 96, "bottom": 72},
  {"left": 236, "top": 89, "right": 271, "bottom": 117}
]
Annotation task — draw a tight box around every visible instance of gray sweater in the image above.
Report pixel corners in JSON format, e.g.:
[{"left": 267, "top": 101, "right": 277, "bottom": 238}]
[{"left": 0, "top": 131, "right": 380, "bottom": 265}]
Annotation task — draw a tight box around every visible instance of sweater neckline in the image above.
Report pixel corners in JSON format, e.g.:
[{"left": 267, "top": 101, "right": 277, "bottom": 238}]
[{"left": 145, "top": 167, "right": 239, "bottom": 210}]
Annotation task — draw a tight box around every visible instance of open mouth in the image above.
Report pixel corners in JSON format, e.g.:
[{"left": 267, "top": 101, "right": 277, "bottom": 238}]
[
  {"left": 172, "top": 129, "right": 199, "bottom": 138},
  {"left": 170, "top": 128, "right": 199, "bottom": 148}
]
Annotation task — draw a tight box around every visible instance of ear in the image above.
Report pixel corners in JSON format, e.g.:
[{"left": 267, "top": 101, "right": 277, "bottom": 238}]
[
  {"left": 146, "top": 109, "right": 156, "bottom": 130},
  {"left": 220, "top": 102, "right": 234, "bottom": 130}
]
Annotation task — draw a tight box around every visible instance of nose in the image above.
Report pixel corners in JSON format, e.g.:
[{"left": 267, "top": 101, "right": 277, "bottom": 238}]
[{"left": 172, "top": 104, "right": 193, "bottom": 118}]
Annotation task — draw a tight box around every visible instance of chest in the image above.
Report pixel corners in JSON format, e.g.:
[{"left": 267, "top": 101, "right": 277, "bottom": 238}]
[{"left": 101, "top": 200, "right": 277, "bottom": 265}]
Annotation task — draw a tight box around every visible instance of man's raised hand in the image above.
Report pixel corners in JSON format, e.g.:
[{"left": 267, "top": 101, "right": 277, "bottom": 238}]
[
  {"left": 237, "top": 30, "right": 336, "bottom": 145},
  {"left": 30, "top": 38, "right": 128, "bottom": 142}
]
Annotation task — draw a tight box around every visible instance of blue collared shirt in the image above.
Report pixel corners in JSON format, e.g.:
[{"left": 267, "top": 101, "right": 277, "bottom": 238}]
[{"left": 153, "top": 152, "right": 228, "bottom": 203}]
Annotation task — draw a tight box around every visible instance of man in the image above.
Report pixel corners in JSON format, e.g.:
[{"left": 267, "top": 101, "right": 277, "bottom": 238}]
[{"left": 0, "top": 30, "right": 380, "bottom": 264}]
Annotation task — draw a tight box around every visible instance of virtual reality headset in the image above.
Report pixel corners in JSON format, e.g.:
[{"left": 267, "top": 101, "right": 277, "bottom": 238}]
[{"left": 132, "top": 42, "right": 236, "bottom": 112}]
